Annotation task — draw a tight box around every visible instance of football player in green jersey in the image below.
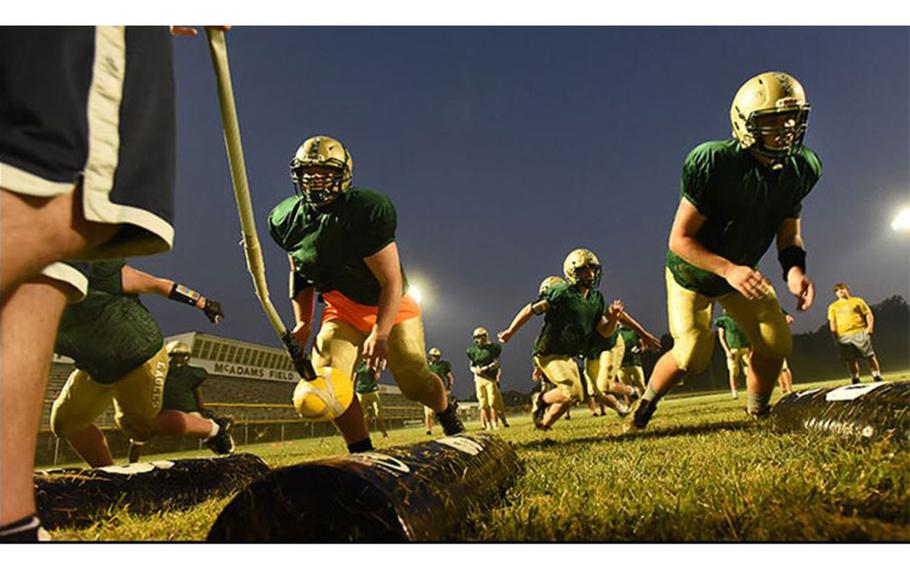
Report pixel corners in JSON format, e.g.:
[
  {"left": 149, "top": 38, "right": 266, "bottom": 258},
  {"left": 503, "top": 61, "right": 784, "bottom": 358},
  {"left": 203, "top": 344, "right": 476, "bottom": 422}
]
[
  {"left": 128, "top": 340, "right": 234, "bottom": 463},
  {"left": 499, "top": 249, "right": 634, "bottom": 430},
  {"left": 425, "top": 347, "right": 456, "bottom": 434},
  {"left": 50, "top": 260, "right": 231, "bottom": 468},
  {"left": 627, "top": 71, "right": 820, "bottom": 432},
  {"left": 466, "top": 328, "right": 503, "bottom": 430},
  {"left": 354, "top": 361, "right": 389, "bottom": 438},
  {"left": 616, "top": 325, "right": 648, "bottom": 405},
  {"left": 269, "top": 136, "right": 462, "bottom": 454},
  {"left": 715, "top": 308, "right": 751, "bottom": 400}
]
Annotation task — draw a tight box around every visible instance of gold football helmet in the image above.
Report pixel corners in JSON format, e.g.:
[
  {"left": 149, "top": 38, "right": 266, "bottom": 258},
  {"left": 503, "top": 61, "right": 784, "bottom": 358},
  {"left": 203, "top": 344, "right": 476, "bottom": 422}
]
[
  {"left": 428, "top": 347, "right": 442, "bottom": 358},
  {"left": 538, "top": 275, "right": 565, "bottom": 297},
  {"left": 563, "top": 249, "right": 601, "bottom": 287},
  {"left": 289, "top": 135, "right": 353, "bottom": 205},
  {"left": 472, "top": 327, "right": 489, "bottom": 344},
  {"left": 730, "top": 72, "right": 810, "bottom": 168}
]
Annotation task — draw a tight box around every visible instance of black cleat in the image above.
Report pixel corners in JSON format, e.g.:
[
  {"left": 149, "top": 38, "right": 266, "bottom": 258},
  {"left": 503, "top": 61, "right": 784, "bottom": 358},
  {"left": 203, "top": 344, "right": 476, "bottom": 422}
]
[
  {"left": 746, "top": 406, "right": 772, "bottom": 421},
  {"left": 531, "top": 391, "right": 550, "bottom": 428},
  {"left": 873, "top": 375, "right": 883, "bottom": 382},
  {"left": 851, "top": 377, "right": 861, "bottom": 385},
  {"left": 204, "top": 415, "right": 236, "bottom": 455},
  {"left": 435, "top": 400, "right": 465, "bottom": 436},
  {"left": 623, "top": 398, "right": 656, "bottom": 432}
]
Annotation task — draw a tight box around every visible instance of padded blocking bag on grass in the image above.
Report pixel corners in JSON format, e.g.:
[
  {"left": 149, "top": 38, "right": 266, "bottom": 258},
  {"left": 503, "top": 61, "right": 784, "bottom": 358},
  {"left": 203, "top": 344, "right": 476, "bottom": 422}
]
[
  {"left": 35, "top": 453, "right": 270, "bottom": 529},
  {"left": 771, "top": 381, "right": 909, "bottom": 444},
  {"left": 207, "top": 433, "right": 521, "bottom": 542}
]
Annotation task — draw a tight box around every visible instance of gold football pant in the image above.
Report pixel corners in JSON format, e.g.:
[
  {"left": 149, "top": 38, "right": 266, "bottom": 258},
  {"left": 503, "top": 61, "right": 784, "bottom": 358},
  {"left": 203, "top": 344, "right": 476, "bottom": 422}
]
[
  {"left": 665, "top": 268, "right": 791, "bottom": 374},
  {"left": 726, "top": 347, "right": 751, "bottom": 383},
  {"left": 311, "top": 316, "right": 437, "bottom": 405},
  {"left": 357, "top": 390, "right": 383, "bottom": 420},
  {"left": 583, "top": 334, "right": 626, "bottom": 397},
  {"left": 617, "top": 365, "right": 646, "bottom": 392},
  {"left": 533, "top": 354, "right": 584, "bottom": 402},
  {"left": 50, "top": 346, "right": 169, "bottom": 442},
  {"left": 474, "top": 376, "right": 497, "bottom": 410}
]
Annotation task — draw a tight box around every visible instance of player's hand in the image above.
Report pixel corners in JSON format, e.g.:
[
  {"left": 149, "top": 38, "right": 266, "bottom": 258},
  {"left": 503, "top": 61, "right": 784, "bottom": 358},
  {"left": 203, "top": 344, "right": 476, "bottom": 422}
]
[
  {"left": 786, "top": 267, "right": 814, "bottom": 311},
  {"left": 363, "top": 331, "right": 389, "bottom": 371},
  {"left": 725, "top": 265, "right": 771, "bottom": 300},
  {"left": 202, "top": 298, "right": 224, "bottom": 324},
  {"left": 606, "top": 300, "right": 624, "bottom": 322},
  {"left": 170, "top": 26, "right": 232, "bottom": 37},
  {"left": 498, "top": 329, "right": 514, "bottom": 343}
]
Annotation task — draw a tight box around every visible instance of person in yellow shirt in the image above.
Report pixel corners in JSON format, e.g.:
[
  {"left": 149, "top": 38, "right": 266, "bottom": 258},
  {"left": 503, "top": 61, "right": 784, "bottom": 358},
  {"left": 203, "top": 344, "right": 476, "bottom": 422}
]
[{"left": 827, "top": 283, "right": 883, "bottom": 384}]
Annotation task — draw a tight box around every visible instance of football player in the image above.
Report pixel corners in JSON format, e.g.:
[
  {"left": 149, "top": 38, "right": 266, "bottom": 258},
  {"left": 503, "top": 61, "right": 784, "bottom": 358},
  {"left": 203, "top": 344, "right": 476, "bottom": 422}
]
[
  {"left": 466, "top": 327, "right": 503, "bottom": 430},
  {"left": 627, "top": 71, "right": 820, "bottom": 431},
  {"left": 715, "top": 307, "right": 751, "bottom": 399},
  {"left": 425, "top": 347, "right": 456, "bottom": 434},
  {"left": 616, "top": 325, "right": 649, "bottom": 405},
  {"left": 268, "top": 136, "right": 463, "bottom": 455},
  {"left": 498, "top": 249, "right": 628, "bottom": 430},
  {"left": 354, "top": 360, "right": 389, "bottom": 438},
  {"left": 128, "top": 340, "right": 235, "bottom": 463},
  {"left": 50, "top": 260, "right": 231, "bottom": 468},
  {"left": 827, "top": 283, "right": 883, "bottom": 384}
]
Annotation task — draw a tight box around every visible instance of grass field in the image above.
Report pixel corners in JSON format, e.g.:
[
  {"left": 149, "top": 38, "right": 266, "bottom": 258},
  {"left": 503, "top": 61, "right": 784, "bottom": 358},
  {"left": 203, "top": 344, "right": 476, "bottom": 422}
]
[{"left": 48, "top": 373, "right": 910, "bottom": 542}]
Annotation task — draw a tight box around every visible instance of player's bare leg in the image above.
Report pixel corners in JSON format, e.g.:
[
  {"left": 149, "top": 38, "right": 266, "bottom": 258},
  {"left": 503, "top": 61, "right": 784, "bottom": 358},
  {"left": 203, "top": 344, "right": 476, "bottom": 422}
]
[
  {"left": 625, "top": 351, "right": 686, "bottom": 431},
  {"left": 866, "top": 355, "right": 883, "bottom": 381},
  {"left": 0, "top": 189, "right": 117, "bottom": 299},
  {"left": 587, "top": 397, "right": 600, "bottom": 417},
  {"left": 538, "top": 388, "right": 572, "bottom": 428},
  {"left": 0, "top": 278, "right": 69, "bottom": 526},
  {"left": 846, "top": 360, "right": 862, "bottom": 383},
  {"left": 331, "top": 396, "right": 370, "bottom": 447},
  {"left": 64, "top": 425, "right": 114, "bottom": 468},
  {"left": 153, "top": 410, "right": 218, "bottom": 437}
]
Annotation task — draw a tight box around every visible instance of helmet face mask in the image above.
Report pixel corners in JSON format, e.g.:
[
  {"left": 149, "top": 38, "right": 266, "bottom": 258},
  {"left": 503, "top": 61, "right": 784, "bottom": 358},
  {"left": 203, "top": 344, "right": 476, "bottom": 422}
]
[
  {"left": 472, "top": 327, "right": 489, "bottom": 344},
  {"left": 165, "top": 340, "right": 191, "bottom": 366},
  {"left": 289, "top": 136, "right": 353, "bottom": 206},
  {"left": 428, "top": 347, "right": 442, "bottom": 360}
]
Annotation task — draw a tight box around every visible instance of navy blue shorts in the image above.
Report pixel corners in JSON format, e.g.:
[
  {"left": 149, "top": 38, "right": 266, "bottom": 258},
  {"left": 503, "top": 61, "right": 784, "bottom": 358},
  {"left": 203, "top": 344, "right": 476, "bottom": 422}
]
[{"left": 0, "top": 26, "right": 176, "bottom": 267}]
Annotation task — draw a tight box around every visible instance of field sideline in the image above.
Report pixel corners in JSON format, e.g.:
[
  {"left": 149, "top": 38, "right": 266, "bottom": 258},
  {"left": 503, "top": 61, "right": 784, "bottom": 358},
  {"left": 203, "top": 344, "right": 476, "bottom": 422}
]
[{"left": 49, "top": 372, "right": 909, "bottom": 542}]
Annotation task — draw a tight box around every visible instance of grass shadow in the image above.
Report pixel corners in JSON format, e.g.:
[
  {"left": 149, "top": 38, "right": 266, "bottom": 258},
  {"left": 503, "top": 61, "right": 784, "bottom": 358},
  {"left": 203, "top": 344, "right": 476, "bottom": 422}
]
[{"left": 514, "top": 419, "right": 752, "bottom": 451}]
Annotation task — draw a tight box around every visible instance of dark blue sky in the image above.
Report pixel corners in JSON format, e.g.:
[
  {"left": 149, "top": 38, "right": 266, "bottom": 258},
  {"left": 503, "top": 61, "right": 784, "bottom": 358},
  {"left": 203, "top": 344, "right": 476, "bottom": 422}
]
[{"left": 133, "top": 27, "right": 910, "bottom": 398}]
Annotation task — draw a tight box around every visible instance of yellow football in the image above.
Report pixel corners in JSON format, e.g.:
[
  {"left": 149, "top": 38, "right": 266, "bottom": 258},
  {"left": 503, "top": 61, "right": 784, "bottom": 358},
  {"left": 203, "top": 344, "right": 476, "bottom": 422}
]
[{"left": 292, "top": 366, "right": 354, "bottom": 422}]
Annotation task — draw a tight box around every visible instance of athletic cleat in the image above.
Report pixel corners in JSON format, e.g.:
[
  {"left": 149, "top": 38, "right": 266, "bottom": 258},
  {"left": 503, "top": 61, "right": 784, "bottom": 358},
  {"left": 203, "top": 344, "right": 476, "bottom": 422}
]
[
  {"left": 435, "top": 399, "right": 465, "bottom": 436},
  {"left": 530, "top": 392, "right": 549, "bottom": 428},
  {"left": 614, "top": 403, "right": 631, "bottom": 418},
  {"left": 501, "top": 416, "right": 510, "bottom": 427},
  {"left": 873, "top": 375, "right": 883, "bottom": 382},
  {"left": 629, "top": 387, "right": 642, "bottom": 402},
  {"left": 204, "top": 415, "right": 236, "bottom": 455},
  {"left": 623, "top": 398, "right": 656, "bottom": 432},
  {"left": 851, "top": 377, "right": 861, "bottom": 385},
  {"left": 746, "top": 406, "right": 772, "bottom": 421}
]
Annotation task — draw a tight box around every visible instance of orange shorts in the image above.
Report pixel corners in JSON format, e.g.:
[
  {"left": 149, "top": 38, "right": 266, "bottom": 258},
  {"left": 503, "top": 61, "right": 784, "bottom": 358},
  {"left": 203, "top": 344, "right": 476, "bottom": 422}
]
[{"left": 321, "top": 290, "right": 421, "bottom": 334}]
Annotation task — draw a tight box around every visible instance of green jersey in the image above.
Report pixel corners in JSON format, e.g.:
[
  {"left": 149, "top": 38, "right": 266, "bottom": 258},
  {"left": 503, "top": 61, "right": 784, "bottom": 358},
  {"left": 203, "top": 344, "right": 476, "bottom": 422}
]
[
  {"left": 715, "top": 314, "right": 750, "bottom": 349},
  {"left": 618, "top": 327, "right": 642, "bottom": 367},
  {"left": 55, "top": 260, "right": 164, "bottom": 384},
  {"left": 666, "top": 139, "right": 822, "bottom": 296},
  {"left": 534, "top": 281, "right": 605, "bottom": 357},
  {"left": 268, "top": 188, "right": 408, "bottom": 306},
  {"left": 162, "top": 364, "right": 208, "bottom": 413},
  {"left": 354, "top": 362, "right": 380, "bottom": 394},
  {"left": 429, "top": 359, "right": 453, "bottom": 390},
  {"left": 584, "top": 328, "right": 619, "bottom": 360},
  {"left": 466, "top": 342, "right": 502, "bottom": 380}
]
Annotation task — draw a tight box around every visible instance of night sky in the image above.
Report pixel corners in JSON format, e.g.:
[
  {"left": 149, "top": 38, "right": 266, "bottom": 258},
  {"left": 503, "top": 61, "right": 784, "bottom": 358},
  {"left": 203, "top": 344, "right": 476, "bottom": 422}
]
[{"left": 132, "top": 27, "right": 910, "bottom": 399}]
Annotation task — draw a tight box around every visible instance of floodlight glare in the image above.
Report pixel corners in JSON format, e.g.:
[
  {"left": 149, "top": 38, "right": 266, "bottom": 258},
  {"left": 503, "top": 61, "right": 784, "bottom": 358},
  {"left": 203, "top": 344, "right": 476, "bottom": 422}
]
[
  {"left": 409, "top": 284, "right": 423, "bottom": 304},
  {"left": 891, "top": 207, "right": 910, "bottom": 233}
]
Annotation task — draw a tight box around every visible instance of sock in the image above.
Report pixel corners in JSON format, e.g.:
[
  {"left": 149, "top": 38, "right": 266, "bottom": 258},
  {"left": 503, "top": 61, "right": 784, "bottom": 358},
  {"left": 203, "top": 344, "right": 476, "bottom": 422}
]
[
  {"left": 642, "top": 385, "right": 663, "bottom": 404},
  {"left": 0, "top": 515, "right": 42, "bottom": 542},
  {"left": 347, "top": 438, "right": 374, "bottom": 453},
  {"left": 747, "top": 391, "right": 772, "bottom": 415},
  {"left": 205, "top": 419, "right": 220, "bottom": 440}
]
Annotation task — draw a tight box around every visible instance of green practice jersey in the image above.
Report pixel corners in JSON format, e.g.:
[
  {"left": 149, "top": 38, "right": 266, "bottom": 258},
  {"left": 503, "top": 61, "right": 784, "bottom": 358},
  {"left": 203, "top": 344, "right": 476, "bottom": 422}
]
[
  {"left": 466, "top": 343, "right": 502, "bottom": 380},
  {"left": 584, "top": 328, "right": 619, "bottom": 360},
  {"left": 55, "top": 260, "right": 164, "bottom": 384},
  {"left": 429, "top": 359, "right": 453, "bottom": 389},
  {"left": 715, "top": 314, "right": 751, "bottom": 349},
  {"left": 666, "top": 139, "right": 821, "bottom": 297},
  {"left": 162, "top": 364, "right": 208, "bottom": 413},
  {"left": 354, "top": 361, "right": 380, "bottom": 393},
  {"left": 268, "top": 188, "right": 409, "bottom": 306},
  {"left": 534, "top": 281, "right": 606, "bottom": 357},
  {"left": 618, "top": 327, "right": 642, "bottom": 367}
]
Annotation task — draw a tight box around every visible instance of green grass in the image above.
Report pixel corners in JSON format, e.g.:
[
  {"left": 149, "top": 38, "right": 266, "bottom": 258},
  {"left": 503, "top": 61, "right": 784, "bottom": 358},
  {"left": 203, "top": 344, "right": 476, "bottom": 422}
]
[{"left": 50, "top": 373, "right": 910, "bottom": 542}]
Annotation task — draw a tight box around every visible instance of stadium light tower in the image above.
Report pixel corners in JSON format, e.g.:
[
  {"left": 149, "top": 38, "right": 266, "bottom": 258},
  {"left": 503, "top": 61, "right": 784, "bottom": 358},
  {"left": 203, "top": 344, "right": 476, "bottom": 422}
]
[{"left": 891, "top": 206, "right": 910, "bottom": 233}]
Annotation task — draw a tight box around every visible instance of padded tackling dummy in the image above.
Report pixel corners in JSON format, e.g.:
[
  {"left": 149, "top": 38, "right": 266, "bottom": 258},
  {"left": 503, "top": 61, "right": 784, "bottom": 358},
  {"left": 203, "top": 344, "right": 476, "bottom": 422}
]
[
  {"left": 35, "top": 453, "right": 269, "bottom": 529},
  {"left": 207, "top": 433, "right": 521, "bottom": 542},
  {"left": 770, "top": 381, "right": 909, "bottom": 445}
]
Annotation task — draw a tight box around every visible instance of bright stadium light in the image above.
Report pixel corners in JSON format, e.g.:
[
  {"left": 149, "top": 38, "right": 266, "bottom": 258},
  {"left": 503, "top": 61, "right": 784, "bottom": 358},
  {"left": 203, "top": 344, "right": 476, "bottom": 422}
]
[
  {"left": 408, "top": 283, "right": 423, "bottom": 304},
  {"left": 891, "top": 206, "right": 910, "bottom": 233}
]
